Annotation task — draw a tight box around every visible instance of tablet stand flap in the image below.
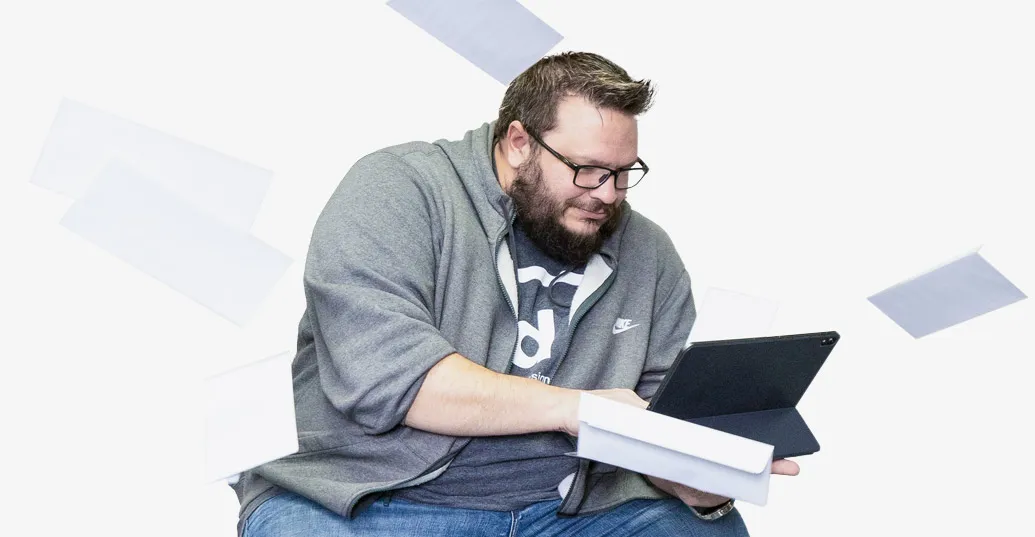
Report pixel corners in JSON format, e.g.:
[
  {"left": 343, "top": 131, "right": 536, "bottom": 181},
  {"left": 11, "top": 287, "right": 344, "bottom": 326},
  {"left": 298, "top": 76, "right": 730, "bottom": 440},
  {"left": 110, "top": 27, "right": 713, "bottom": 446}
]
[{"left": 688, "top": 407, "right": 820, "bottom": 460}]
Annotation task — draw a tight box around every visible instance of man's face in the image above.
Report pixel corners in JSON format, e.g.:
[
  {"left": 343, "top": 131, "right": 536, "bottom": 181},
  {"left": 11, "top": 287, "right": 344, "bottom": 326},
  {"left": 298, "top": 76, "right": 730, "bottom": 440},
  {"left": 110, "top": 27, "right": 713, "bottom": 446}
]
[{"left": 509, "top": 97, "right": 639, "bottom": 266}]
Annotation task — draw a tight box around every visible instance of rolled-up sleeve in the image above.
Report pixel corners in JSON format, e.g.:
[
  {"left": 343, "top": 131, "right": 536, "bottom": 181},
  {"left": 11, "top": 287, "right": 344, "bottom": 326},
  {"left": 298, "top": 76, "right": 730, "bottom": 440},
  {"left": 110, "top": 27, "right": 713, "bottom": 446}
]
[{"left": 303, "top": 151, "right": 456, "bottom": 435}]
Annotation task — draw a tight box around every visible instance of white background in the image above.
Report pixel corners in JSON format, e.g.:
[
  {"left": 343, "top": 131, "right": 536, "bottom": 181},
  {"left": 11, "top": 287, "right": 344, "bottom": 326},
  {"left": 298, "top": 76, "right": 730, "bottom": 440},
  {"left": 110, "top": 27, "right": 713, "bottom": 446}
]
[{"left": 2, "top": 1, "right": 1033, "bottom": 535}]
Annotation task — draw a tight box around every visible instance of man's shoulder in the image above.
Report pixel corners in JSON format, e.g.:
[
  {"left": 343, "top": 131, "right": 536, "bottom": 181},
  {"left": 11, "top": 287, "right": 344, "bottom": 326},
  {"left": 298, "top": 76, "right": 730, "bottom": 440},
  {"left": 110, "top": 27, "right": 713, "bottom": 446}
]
[
  {"left": 612, "top": 207, "right": 685, "bottom": 275},
  {"left": 351, "top": 140, "right": 444, "bottom": 174},
  {"left": 623, "top": 208, "right": 664, "bottom": 235},
  {"left": 621, "top": 208, "right": 676, "bottom": 249},
  {"left": 346, "top": 140, "right": 465, "bottom": 191},
  {"left": 375, "top": 140, "right": 446, "bottom": 162}
]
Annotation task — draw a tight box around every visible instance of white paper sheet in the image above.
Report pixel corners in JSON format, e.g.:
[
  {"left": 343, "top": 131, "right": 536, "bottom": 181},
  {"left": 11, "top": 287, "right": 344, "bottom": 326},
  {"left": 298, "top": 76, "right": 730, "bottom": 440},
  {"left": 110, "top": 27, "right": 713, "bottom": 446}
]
[
  {"left": 577, "top": 393, "right": 774, "bottom": 505},
  {"left": 204, "top": 351, "right": 298, "bottom": 483},
  {"left": 60, "top": 160, "right": 292, "bottom": 326},
  {"left": 689, "top": 287, "right": 781, "bottom": 343},
  {"left": 388, "top": 0, "right": 563, "bottom": 85},
  {"left": 868, "top": 249, "right": 1027, "bottom": 338},
  {"left": 31, "top": 98, "right": 273, "bottom": 231}
]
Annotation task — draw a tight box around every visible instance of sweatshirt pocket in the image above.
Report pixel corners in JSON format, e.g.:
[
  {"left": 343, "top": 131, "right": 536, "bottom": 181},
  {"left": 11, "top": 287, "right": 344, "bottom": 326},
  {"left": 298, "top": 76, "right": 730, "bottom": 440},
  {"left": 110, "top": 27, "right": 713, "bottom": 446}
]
[
  {"left": 255, "top": 436, "right": 433, "bottom": 518},
  {"left": 291, "top": 429, "right": 369, "bottom": 455}
]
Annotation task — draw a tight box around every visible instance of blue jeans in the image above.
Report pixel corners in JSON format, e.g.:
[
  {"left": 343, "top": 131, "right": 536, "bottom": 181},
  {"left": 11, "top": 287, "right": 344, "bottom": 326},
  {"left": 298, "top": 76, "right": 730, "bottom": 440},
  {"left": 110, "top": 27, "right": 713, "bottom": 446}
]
[{"left": 243, "top": 491, "right": 750, "bottom": 537}]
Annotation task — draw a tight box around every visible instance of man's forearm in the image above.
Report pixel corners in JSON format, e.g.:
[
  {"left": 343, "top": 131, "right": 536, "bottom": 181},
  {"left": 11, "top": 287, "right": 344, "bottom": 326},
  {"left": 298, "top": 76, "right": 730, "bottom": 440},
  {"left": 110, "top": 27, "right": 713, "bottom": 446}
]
[{"left": 404, "top": 353, "right": 580, "bottom": 436}]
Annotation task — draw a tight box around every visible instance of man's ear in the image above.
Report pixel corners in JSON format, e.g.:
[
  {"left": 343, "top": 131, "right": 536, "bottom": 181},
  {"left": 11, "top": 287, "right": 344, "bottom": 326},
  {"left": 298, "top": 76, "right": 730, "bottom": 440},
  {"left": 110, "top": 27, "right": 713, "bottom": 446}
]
[{"left": 503, "top": 121, "right": 533, "bottom": 169}]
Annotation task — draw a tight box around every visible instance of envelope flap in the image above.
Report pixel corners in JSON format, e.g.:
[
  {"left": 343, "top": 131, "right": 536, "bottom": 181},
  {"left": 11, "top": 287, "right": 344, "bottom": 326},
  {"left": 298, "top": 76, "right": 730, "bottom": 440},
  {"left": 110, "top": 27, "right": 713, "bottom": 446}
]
[{"left": 578, "top": 393, "right": 774, "bottom": 474}]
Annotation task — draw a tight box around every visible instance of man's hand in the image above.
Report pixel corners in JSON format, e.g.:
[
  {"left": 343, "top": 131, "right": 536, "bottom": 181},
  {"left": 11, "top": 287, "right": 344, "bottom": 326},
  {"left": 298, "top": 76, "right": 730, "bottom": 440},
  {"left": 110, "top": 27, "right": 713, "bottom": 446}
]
[
  {"left": 558, "top": 388, "right": 648, "bottom": 436},
  {"left": 558, "top": 388, "right": 804, "bottom": 510},
  {"left": 646, "top": 459, "right": 802, "bottom": 509}
]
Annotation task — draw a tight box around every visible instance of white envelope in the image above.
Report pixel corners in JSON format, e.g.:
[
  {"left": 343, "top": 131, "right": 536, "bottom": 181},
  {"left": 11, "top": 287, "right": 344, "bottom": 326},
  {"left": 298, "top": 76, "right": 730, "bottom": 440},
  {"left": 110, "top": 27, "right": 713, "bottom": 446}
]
[
  {"left": 867, "top": 248, "right": 1027, "bottom": 338},
  {"left": 576, "top": 393, "right": 775, "bottom": 505},
  {"left": 60, "top": 160, "right": 292, "bottom": 326},
  {"left": 204, "top": 351, "right": 299, "bottom": 483},
  {"left": 689, "top": 286, "right": 780, "bottom": 343},
  {"left": 388, "top": 0, "right": 563, "bottom": 85}
]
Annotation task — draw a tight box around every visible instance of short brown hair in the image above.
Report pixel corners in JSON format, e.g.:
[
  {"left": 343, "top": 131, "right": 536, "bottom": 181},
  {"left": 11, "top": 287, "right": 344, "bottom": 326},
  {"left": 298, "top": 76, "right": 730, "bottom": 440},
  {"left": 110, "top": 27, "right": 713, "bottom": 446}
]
[{"left": 493, "top": 52, "right": 655, "bottom": 146}]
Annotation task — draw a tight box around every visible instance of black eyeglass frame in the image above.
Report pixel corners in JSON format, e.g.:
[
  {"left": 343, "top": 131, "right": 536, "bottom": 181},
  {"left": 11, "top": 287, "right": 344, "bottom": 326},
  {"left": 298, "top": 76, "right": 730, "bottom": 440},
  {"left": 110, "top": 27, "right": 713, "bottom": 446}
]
[{"left": 526, "top": 130, "right": 649, "bottom": 190}]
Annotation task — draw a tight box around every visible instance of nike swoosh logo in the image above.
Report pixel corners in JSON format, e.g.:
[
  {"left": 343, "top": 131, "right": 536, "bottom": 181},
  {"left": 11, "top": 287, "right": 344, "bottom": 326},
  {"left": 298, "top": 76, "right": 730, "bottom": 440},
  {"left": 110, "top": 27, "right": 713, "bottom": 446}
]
[{"left": 612, "top": 323, "right": 641, "bottom": 335}]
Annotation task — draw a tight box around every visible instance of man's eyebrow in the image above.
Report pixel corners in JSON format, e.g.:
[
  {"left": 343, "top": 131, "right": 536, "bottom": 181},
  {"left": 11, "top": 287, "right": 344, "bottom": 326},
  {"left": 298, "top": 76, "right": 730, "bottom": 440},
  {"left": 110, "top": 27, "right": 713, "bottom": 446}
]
[{"left": 573, "top": 155, "right": 641, "bottom": 168}]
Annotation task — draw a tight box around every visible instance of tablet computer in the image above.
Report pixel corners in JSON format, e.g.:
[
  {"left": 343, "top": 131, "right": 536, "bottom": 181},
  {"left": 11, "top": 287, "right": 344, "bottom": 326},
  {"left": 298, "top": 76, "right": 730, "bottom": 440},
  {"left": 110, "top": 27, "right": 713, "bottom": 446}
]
[{"left": 647, "top": 331, "right": 839, "bottom": 459}]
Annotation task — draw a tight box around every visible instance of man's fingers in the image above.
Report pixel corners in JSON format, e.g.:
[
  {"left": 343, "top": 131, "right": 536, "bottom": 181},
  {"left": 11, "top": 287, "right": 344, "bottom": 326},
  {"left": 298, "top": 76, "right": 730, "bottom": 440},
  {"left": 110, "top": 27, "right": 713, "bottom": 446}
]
[
  {"left": 771, "top": 458, "right": 800, "bottom": 476},
  {"left": 617, "top": 389, "right": 648, "bottom": 409}
]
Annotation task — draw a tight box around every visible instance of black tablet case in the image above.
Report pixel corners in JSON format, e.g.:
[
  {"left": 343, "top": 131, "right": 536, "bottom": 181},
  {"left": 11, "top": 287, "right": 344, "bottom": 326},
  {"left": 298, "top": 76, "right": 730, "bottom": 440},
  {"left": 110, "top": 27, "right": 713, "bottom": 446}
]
[{"left": 648, "top": 331, "right": 839, "bottom": 459}]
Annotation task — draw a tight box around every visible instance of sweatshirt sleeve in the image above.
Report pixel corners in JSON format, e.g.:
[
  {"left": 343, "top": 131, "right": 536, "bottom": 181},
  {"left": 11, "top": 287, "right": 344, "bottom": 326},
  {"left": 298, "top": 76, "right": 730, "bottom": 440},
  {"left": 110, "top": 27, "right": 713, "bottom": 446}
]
[
  {"left": 303, "top": 151, "right": 457, "bottom": 435},
  {"left": 636, "top": 232, "right": 696, "bottom": 402}
]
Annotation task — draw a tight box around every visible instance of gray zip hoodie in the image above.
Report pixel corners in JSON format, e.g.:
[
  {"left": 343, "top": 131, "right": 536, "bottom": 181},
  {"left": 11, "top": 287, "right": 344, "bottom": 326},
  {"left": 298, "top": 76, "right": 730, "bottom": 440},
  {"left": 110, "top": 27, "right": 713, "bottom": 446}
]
[{"left": 231, "top": 121, "right": 696, "bottom": 536}]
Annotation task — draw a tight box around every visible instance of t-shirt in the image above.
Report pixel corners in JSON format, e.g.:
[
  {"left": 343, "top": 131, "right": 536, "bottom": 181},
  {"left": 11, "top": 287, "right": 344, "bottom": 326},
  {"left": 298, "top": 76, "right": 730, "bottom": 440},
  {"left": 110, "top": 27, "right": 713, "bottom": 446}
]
[{"left": 394, "top": 224, "right": 584, "bottom": 510}]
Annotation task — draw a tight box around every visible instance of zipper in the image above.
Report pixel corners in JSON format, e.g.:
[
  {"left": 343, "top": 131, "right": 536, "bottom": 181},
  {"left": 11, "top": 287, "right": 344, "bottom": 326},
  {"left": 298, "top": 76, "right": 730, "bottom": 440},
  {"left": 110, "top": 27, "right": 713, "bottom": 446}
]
[
  {"left": 494, "top": 212, "right": 519, "bottom": 375},
  {"left": 559, "top": 436, "right": 582, "bottom": 512},
  {"left": 496, "top": 212, "right": 587, "bottom": 511},
  {"left": 495, "top": 203, "right": 617, "bottom": 514},
  {"left": 556, "top": 268, "right": 617, "bottom": 514}
]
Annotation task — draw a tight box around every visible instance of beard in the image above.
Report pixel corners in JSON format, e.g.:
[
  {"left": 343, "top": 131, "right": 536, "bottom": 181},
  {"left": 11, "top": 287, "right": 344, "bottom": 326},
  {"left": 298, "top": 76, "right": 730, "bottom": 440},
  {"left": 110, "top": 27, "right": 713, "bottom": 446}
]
[{"left": 508, "top": 158, "right": 623, "bottom": 267}]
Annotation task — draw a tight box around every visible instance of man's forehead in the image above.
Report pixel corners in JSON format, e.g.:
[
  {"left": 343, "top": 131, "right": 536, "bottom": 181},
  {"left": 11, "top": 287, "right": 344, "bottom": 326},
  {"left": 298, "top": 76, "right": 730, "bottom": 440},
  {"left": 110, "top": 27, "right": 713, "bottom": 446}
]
[
  {"left": 549, "top": 124, "right": 639, "bottom": 167},
  {"left": 545, "top": 98, "right": 639, "bottom": 166}
]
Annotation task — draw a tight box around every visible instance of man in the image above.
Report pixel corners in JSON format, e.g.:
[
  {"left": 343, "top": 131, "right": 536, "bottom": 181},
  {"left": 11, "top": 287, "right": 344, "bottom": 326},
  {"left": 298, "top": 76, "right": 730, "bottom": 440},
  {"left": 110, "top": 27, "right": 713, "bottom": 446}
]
[{"left": 232, "top": 51, "right": 798, "bottom": 537}]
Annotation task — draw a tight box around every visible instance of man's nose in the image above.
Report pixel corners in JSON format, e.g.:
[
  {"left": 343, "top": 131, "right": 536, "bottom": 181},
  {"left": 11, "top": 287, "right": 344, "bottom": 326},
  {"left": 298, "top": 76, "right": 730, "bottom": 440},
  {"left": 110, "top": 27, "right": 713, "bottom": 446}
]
[{"left": 589, "top": 175, "right": 620, "bottom": 205}]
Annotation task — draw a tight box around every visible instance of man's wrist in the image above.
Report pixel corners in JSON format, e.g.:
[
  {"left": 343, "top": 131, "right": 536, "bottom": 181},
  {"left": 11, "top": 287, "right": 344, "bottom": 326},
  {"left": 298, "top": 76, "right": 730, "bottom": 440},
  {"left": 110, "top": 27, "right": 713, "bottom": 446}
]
[
  {"left": 645, "top": 475, "right": 735, "bottom": 521},
  {"left": 551, "top": 387, "right": 582, "bottom": 436},
  {"left": 691, "top": 499, "right": 735, "bottom": 521}
]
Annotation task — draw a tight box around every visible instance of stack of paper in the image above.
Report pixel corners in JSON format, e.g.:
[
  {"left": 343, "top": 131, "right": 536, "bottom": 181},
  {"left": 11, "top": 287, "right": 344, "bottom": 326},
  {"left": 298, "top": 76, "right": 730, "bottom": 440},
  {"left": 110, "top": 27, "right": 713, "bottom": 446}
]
[
  {"left": 31, "top": 99, "right": 273, "bottom": 230},
  {"left": 31, "top": 99, "right": 291, "bottom": 326}
]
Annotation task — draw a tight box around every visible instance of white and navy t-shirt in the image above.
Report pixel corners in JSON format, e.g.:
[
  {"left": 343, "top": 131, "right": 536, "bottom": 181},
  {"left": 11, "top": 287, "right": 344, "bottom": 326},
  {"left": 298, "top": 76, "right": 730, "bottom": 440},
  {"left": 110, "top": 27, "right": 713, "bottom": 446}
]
[{"left": 395, "top": 224, "right": 585, "bottom": 510}]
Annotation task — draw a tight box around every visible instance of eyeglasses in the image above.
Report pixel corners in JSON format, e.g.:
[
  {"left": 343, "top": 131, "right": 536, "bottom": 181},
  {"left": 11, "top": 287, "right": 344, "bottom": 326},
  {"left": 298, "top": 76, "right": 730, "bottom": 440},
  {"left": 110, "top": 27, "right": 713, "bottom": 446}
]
[{"left": 527, "top": 130, "right": 649, "bottom": 190}]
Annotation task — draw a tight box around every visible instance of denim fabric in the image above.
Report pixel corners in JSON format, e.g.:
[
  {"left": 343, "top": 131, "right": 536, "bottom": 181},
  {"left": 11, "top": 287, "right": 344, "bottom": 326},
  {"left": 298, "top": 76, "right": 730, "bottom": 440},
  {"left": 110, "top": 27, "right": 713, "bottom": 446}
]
[{"left": 243, "top": 491, "right": 750, "bottom": 537}]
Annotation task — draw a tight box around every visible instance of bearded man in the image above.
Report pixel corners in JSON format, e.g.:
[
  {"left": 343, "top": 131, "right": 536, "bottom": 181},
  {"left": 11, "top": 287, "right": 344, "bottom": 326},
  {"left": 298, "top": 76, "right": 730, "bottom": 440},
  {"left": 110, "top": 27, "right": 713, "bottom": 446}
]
[{"left": 232, "top": 51, "right": 798, "bottom": 537}]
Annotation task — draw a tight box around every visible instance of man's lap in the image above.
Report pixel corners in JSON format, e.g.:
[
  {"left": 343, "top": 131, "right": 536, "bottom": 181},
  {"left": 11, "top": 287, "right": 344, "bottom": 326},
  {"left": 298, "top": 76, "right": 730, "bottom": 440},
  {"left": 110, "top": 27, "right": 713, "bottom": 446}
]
[
  {"left": 519, "top": 496, "right": 750, "bottom": 537},
  {"left": 243, "top": 492, "right": 510, "bottom": 537},
  {"left": 243, "top": 491, "right": 750, "bottom": 537}
]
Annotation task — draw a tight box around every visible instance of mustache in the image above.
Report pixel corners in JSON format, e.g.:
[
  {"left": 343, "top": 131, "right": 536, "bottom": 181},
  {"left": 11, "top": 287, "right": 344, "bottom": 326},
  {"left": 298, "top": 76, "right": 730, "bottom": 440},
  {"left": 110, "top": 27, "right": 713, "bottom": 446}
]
[{"left": 567, "top": 198, "right": 618, "bottom": 215}]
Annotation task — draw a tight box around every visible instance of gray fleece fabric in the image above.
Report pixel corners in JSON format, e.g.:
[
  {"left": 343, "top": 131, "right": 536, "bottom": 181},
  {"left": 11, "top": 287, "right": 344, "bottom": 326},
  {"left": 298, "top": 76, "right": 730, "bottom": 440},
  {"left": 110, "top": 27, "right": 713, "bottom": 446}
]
[{"left": 231, "top": 121, "right": 697, "bottom": 536}]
